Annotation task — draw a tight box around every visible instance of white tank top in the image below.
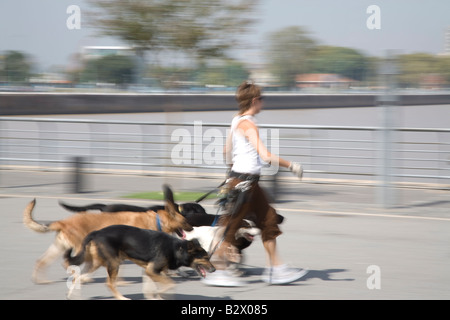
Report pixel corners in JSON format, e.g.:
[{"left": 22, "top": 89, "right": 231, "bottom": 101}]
[{"left": 230, "top": 115, "right": 263, "bottom": 175}]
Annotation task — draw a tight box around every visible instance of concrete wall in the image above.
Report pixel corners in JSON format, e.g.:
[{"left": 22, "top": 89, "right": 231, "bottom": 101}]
[{"left": 1, "top": 92, "right": 450, "bottom": 115}]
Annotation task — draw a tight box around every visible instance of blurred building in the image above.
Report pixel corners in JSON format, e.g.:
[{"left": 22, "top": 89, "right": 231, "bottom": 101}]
[
  {"left": 296, "top": 73, "right": 356, "bottom": 89},
  {"left": 0, "top": 55, "right": 4, "bottom": 82},
  {"left": 420, "top": 74, "right": 446, "bottom": 89},
  {"left": 81, "top": 46, "right": 134, "bottom": 61},
  {"left": 248, "top": 66, "right": 278, "bottom": 88},
  {"left": 28, "top": 73, "right": 72, "bottom": 89},
  {"left": 445, "top": 26, "right": 450, "bottom": 55}
]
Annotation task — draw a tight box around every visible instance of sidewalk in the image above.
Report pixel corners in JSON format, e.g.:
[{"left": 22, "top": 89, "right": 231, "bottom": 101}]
[
  {"left": 1, "top": 168, "right": 448, "bottom": 219},
  {"left": 1, "top": 168, "right": 449, "bottom": 300}
]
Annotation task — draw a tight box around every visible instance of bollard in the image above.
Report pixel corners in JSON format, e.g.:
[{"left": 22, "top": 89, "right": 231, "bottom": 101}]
[{"left": 71, "top": 156, "right": 85, "bottom": 193}]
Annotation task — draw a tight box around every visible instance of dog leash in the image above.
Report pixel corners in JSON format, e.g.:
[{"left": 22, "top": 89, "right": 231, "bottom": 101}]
[
  {"left": 194, "top": 179, "right": 227, "bottom": 204},
  {"left": 208, "top": 226, "right": 228, "bottom": 259},
  {"left": 207, "top": 180, "right": 255, "bottom": 259},
  {"left": 211, "top": 212, "right": 220, "bottom": 227}
]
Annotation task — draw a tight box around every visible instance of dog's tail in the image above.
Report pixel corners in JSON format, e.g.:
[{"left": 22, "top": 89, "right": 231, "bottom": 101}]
[
  {"left": 64, "top": 231, "right": 96, "bottom": 266},
  {"left": 23, "top": 199, "right": 57, "bottom": 233},
  {"left": 59, "top": 201, "right": 106, "bottom": 213}
]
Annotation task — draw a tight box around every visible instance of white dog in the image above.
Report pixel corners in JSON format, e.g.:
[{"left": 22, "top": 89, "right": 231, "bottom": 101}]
[{"left": 184, "top": 219, "right": 260, "bottom": 265}]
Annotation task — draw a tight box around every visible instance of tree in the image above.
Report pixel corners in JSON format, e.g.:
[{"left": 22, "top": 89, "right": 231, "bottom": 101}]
[
  {"left": 195, "top": 60, "right": 249, "bottom": 87},
  {"left": 309, "top": 46, "right": 370, "bottom": 81},
  {"left": 397, "top": 53, "right": 441, "bottom": 88},
  {"left": 0, "top": 51, "right": 32, "bottom": 83},
  {"left": 87, "top": 0, "right": 259, "bottom": 64},
  {"left": 81, "top": 55, "right": 135, "bottom": 85},
  {"left": 437, "top": 55, "right": 450, "bottom": 86},
  {"left": 265, "top": 26, "right": 317, "bottom": 87}
]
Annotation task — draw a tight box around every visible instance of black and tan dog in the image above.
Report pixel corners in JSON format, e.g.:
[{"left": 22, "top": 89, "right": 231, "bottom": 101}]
[
  {"left": 65, "top": 224, "right": 215, "bottom": 300},
  {"left": 23, "top": 185, "right": 193, "bottom": 284}
]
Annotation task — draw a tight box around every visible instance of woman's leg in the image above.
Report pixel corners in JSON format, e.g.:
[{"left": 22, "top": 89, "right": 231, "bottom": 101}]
[{"left": 263, "top": 239, "right": 282, "bottom": 267}]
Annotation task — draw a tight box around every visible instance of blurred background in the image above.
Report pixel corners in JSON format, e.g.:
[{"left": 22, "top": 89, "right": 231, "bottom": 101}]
[
  {"left": 0, "top": 0, "right": 449, "bottom": 93},
  {"left": 1, "top": 1, "right": 449, "bottom": 201},
  {"left": 0, "top": 0, "right": 449, "bottom": 300}
]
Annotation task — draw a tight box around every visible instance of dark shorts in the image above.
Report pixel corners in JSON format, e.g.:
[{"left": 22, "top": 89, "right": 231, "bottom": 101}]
[{"left": 219, "top": 178, "right": 282, "bottom": 243}]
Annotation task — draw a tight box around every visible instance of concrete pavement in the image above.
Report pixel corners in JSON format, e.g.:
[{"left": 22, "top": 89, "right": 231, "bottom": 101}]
[{"left": 0, "top": 168, "right": 449, "bottom": 300}]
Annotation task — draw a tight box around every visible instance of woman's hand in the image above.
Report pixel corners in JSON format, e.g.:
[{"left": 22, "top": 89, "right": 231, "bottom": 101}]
[{"left": 289, "top": 162, "right": 303, "bottom": 179}]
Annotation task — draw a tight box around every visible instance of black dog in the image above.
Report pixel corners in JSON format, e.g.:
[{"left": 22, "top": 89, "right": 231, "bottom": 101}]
[
  {"left": 59, "top": 201, "right": 205, "bottom": 215},
  {"left": 59, "top": 201, "right": 284, "bottom": 227},
  {"left": 59, "top": 200, "right": 221, "bottom": 227},
  {"left": 65, "top": 224, "right": 215, "bottom": 300}
]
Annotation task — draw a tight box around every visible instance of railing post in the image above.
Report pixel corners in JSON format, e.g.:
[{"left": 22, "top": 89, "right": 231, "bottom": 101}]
[{"left": 377, "top": 51, "right": 399, "bottom": 208}]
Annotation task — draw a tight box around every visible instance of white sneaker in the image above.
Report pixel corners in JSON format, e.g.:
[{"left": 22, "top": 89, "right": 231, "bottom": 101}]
[
  {"left": 202, "top": 270, "right": 246, "bottom": 287},
  {"left": 262, "top": 265, "right": 308, "bottom": 285}
]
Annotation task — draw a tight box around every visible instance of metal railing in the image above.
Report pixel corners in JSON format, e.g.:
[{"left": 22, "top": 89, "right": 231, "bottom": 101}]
[{"left": 0, "top": 117, "right": 449, "bottom": 188}]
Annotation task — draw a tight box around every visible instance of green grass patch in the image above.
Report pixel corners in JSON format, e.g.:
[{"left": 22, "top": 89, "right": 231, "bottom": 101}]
[{"left": 123, "top": 191, "right": 218, "bottom": 202}]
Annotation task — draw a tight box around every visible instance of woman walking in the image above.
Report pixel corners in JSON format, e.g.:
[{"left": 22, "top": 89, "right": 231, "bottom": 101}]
[{"left": 203, "top": 81, "right": 307, "bottom": 286}]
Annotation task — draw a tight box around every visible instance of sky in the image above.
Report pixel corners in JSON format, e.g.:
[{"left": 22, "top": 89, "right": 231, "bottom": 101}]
[{"left": 0, "top": 0, "right": 449, "bottom": 70}]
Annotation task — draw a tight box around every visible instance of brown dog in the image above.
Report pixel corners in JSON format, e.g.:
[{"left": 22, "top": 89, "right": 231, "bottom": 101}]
[{"left": 23, "top": 185, "right": 193, "bottom": 284}]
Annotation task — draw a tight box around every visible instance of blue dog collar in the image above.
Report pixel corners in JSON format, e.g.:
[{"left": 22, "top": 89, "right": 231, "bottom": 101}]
[{"left": 156, "top": 214, "right": 162, "bottom": 231}]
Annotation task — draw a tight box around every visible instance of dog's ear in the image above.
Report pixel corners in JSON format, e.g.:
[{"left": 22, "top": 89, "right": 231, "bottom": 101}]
[
  {"left": 163, "top": 184, "right": 175, "bottom": 203},
  {"left": 276, "top": 214, "right": 285, "bottom": 224},
  {"left": 163, "top": 184, "right": 178, "bottom": 216},
  {"left": 187, "top": 239, "right": 201, "bottom": 251}
]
